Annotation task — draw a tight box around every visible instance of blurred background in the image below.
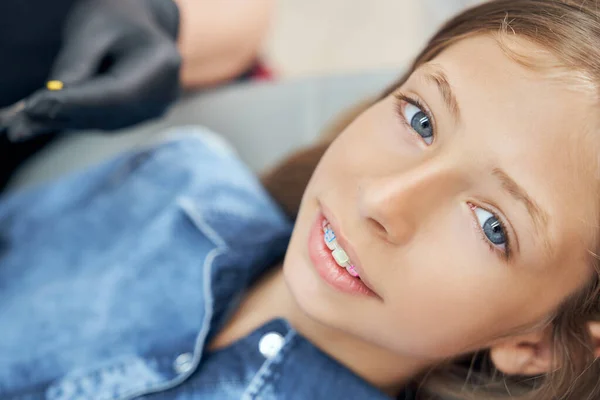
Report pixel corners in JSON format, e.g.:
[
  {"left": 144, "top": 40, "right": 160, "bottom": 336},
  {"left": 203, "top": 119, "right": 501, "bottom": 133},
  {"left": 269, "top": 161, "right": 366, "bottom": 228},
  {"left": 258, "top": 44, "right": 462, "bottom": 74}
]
[
  {"left": 2, "top": 0, "right": 488, "bottom": 190},
  {"left": 265, "top": 0, "right": 485, "bottom": 78}
]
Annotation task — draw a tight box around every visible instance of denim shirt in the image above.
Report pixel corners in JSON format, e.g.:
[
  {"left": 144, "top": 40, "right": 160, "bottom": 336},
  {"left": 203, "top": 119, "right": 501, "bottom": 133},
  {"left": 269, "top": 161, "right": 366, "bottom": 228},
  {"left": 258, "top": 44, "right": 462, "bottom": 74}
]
[{"left": 0, "top": 127, "right": 407, "bottom": 400}]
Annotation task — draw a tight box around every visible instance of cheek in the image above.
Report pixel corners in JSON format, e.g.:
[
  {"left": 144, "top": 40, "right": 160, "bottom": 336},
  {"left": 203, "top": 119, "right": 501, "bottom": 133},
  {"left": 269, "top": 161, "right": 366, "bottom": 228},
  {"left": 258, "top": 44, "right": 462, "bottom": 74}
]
[{"left": 365, "top": 211, "right": 529, "bottom": 357}]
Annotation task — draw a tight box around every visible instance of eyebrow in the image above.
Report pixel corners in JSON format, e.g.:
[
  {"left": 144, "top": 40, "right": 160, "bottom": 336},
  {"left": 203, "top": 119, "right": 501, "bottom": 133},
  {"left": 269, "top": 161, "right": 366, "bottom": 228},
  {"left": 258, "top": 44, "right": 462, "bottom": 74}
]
[
  {"left": 492, "top": 168, "right": 552, "bottom": 255},
  {"left": 423, "top": 68, "right": 461, "bottom": 122}
]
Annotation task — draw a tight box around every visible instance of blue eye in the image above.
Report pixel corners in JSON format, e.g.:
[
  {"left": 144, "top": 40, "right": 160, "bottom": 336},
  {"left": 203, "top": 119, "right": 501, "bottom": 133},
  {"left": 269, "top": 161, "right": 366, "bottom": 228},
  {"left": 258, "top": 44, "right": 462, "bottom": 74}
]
[
  {"left": 473, "top": 206, "right": 508, "bottom": 251},
  {"left": 403, "top": 103, "right": 434, "bottom": 145}
]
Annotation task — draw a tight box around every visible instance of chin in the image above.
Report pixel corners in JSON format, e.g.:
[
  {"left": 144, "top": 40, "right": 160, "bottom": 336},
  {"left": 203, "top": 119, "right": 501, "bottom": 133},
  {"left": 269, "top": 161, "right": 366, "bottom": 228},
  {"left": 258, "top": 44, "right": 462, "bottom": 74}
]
[
  {"left": 282, "top": 219, "right": 339, "bottom": 326},
  {"left": 283, "top": 237, "right": 323, "bottom": 314},
  {"left": 282, "top": 191, "right": 357, "bottom": 329}
]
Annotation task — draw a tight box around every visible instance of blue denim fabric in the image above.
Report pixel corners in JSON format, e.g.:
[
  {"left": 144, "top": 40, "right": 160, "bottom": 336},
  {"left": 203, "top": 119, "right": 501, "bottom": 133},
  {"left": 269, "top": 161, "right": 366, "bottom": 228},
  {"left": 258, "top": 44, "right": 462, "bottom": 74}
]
[{"left": 0, "top": 127, "right": 401, "bottom": 400}]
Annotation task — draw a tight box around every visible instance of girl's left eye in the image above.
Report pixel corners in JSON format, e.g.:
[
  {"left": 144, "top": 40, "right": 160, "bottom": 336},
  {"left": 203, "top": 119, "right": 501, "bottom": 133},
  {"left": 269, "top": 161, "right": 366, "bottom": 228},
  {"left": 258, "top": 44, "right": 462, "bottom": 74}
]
[
  {"left": 402, "top": 102, "right": 434, "bottom": 145},
  {"left": 472, "top": 205, "right": 510, "bottom": 256}
]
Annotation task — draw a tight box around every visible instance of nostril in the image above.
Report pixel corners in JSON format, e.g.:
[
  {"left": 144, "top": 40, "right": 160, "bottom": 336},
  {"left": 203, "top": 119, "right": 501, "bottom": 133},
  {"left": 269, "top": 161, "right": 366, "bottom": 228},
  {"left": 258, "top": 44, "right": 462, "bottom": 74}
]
[
  {"left": 366, "top": 216, "right": 415, "bottom": 245},
  {"left": 367, "top": 218, "right": 389, "bottom": 239}
]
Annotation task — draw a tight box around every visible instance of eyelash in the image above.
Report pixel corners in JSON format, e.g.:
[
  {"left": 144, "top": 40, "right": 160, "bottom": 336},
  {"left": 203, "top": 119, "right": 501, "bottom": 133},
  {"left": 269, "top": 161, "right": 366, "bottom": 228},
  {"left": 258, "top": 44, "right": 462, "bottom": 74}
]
[
  {"left": 394, "top": 92, "right": 435, "bottom": 145},
  {"left": 394, "top": 91, "right": 513, "bottom": 262}
]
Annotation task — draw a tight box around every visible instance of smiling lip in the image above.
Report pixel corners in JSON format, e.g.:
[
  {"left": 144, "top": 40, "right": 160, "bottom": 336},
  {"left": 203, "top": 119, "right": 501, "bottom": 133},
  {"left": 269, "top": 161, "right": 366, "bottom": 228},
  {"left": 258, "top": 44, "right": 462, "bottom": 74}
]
[{"left": 307, "top": 204, "right": 381, "bottom": 299}]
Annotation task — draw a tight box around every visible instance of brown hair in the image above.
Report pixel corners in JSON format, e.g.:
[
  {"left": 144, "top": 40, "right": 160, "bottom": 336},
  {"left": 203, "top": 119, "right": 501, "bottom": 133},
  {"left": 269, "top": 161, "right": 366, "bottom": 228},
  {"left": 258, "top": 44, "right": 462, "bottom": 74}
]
[{"left": 262, "top": 1, "right": 600, "bottom": 399}]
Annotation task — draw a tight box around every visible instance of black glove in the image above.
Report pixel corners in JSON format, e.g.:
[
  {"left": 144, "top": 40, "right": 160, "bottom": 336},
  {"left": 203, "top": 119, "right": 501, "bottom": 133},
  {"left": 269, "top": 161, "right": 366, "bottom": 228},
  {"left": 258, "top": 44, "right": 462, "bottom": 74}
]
[{"left": 4, "top": 0, "right": 181, "bottom": 141}]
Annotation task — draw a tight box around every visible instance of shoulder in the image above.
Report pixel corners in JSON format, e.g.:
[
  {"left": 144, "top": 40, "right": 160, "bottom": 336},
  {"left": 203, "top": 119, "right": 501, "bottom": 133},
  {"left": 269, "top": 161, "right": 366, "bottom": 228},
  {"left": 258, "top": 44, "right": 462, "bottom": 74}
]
[
  {"left": 0, "top": 126, "right": 293, "bottom": 249},
  {"left": 140, "top": 126, "right": 294, "bottom": 247}
]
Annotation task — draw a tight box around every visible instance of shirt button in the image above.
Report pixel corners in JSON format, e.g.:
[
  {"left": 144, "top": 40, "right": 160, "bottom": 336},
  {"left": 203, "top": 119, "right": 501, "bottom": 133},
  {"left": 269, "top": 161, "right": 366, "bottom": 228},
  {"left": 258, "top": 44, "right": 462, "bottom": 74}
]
[
  {"left": 173, "top": 352, "right": 194, "bottom": 374},
  {"left": 258, "top": 332, "right": 285, "bottom": 359}
]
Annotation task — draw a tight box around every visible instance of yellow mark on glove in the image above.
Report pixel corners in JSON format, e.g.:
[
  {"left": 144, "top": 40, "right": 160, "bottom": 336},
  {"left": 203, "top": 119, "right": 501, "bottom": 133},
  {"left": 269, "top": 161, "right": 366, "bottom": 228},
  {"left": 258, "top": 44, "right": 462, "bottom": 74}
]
[{"left": 46, "top": 80, "right": 64, "bottom": 91}]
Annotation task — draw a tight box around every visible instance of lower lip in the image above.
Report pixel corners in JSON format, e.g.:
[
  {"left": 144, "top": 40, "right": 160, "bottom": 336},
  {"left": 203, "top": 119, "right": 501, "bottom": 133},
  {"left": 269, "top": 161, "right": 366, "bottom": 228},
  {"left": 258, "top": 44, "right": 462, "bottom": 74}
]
[{"left": 307, "top": 212, "right": 377, "bottom": 297}]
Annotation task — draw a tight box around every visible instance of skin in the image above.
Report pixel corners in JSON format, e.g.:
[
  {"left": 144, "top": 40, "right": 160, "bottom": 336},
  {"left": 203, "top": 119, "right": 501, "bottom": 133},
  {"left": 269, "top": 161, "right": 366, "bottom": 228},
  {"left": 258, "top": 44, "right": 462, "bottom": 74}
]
[
  {"left": 175, "top": 0, "right": 274, "bottom": 88},
  {"left": 211, "top": 35, "right": 600, "bottom": 395}
]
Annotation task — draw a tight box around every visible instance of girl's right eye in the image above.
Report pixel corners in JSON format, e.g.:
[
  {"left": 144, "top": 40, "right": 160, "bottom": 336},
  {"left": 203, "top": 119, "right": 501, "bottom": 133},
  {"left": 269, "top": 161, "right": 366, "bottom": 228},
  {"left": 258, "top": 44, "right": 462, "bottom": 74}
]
[{"left": 396, "top": 94, "right": 435, "bottom": 145}]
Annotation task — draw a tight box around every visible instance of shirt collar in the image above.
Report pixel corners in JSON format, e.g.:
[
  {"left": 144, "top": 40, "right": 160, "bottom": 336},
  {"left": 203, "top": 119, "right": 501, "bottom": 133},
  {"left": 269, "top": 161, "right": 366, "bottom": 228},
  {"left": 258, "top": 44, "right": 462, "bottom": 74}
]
[{"left": 263, "top": 318, "right": 396, "bottom": 400}]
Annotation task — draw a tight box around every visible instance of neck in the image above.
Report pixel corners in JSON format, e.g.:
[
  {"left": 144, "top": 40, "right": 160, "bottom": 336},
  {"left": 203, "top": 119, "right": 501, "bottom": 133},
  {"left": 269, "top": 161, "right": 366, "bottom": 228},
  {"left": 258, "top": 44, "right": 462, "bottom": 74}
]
[{"left": 260, "top": 265, "right": 429, "bottom": 397}]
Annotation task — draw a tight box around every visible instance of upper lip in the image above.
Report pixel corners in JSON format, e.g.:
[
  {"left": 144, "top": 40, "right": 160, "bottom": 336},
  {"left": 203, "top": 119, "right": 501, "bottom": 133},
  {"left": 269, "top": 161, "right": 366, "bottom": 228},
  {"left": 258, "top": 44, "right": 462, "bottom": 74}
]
[{"left": 320, "top": 202, "right": 382, "bottom": 299}]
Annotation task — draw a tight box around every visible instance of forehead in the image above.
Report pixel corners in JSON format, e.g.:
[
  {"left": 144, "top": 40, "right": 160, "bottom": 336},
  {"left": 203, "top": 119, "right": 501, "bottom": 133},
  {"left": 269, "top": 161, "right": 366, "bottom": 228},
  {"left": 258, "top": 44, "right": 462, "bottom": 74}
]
[{"left": 421, "top": 35, "right": 600, "bottom": 264}]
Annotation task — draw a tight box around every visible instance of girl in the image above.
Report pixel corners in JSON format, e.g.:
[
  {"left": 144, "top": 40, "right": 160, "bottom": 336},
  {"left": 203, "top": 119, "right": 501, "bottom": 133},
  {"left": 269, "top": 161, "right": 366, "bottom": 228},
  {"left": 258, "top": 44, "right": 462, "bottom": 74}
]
[{"left": 2, "top": 1, "right": 600, "bottom": 399}]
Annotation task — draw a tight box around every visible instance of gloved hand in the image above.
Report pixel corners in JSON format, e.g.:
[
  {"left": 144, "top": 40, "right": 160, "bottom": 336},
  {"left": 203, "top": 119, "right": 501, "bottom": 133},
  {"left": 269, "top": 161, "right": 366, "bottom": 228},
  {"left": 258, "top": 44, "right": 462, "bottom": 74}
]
[{"left": 3, "top": 0, "right": 181, "bottom": 141}]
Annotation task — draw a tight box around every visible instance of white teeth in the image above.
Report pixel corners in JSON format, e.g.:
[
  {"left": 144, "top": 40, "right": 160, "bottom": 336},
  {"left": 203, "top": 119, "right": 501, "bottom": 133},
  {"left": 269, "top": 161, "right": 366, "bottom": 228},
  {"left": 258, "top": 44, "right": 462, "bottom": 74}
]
[
  {"left": 323, "top": 223, "right": 338, "bottom": 250},
  {"left": 346, "top": 265, "right": 359, "bottom": 277},
  {"left": 332, "top": 247, "right": 350, "bottom": 266},
  {"left": 323, "top": 220, "right": 360, "bottom": 277}
]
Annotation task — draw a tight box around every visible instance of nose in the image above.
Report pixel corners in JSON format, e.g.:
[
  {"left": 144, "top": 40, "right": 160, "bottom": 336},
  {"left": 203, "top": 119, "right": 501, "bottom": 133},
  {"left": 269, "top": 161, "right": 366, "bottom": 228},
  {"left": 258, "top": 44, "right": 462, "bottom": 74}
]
[{"left": 358, "top": 159, "right": 465, "bottom": 245}]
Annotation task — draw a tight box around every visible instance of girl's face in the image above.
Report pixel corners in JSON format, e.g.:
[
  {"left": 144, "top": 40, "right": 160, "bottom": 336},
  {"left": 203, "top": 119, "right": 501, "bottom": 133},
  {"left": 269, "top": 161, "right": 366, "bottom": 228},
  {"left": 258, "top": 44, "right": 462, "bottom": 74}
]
[{"left": 283, "top": 35, "right": 600, "bottom": 361}]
